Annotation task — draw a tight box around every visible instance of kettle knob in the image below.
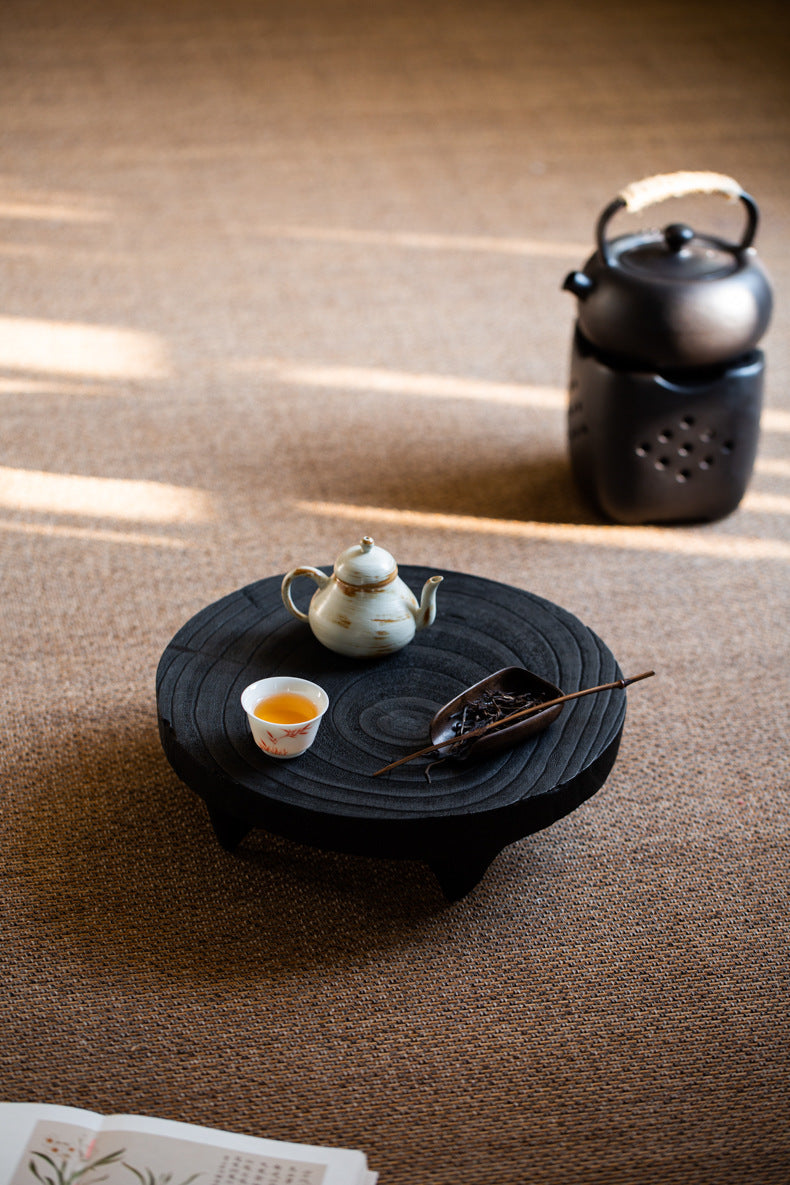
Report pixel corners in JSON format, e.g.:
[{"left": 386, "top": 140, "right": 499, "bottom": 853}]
[{"left": 664, "top": 222, "right": 695, "bottom": 253}]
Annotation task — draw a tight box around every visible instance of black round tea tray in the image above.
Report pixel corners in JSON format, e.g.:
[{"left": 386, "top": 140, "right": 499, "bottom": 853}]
[{"left": 156, "top": 567, "right": 626, "bottom": 899}]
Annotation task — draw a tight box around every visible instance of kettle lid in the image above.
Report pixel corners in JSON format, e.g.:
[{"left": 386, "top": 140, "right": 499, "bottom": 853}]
[
  {"left": 334, "top": 537, "right": 397, "bottom": 585},
  {"left": 612, "top": 222, "right": 741, "bottom": 282},
  {"left": 594, "top": 171, "right": 760, "bottom": 273}
]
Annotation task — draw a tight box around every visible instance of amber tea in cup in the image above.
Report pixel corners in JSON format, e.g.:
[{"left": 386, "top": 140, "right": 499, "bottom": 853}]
[
  {"left": 241, "top": 676, "right": 329, "bottom": 759},
  {"left": 254, "top": 691, "right": 318, "bottom": 725}
]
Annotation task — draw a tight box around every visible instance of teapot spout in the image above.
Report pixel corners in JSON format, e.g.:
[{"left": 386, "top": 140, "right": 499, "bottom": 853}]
[{"left": 414, "top": 574, "right": 443, "bottom": 631}]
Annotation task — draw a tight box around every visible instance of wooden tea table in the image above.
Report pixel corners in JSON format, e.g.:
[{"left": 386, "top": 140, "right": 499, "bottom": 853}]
[{"left": 156, "top": 567, "right": 626, "bottom": 900}]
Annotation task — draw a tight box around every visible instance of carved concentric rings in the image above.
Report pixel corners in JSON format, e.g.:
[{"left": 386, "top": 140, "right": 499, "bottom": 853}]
[{"left": 156, "top": 568, "right": 625, "bottom": 825}]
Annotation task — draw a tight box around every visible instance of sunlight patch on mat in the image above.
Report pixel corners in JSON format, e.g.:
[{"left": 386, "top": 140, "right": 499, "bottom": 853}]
[
  {"left": 0, "top": 376, "right": 116, "bottom": 397},
  {"left": 0, "top": 519, "right": 192, "bottom": 549},
  {"left": 235, "top": 358, "right": 564, "bottom": 409},
  {"left": 235, "top": 360, "right": 790, "bottom": 428},
  {"left": 742, "top": 490, "right": 790, "bottom": 514},
  {"left": 0, "top": 180, "right": 112, "bottom": 223},
  {"left": 295, "top": 500, "right": 790, "bottom": 561},
  {"left": 0, "top": 241, "right": 136, "bottom": 265},
  {"left": 236, "top": 223, "right": 588, "bottom": 259},
  {"left": 762, "top": 409, "right": 790, "bottom": 434},
  {"left": 0, "top": 200, "right": 111, "bottom": 223},
  {"left": 0, "top": 317, "right": 170, "bottom": 380},
  {"left": 0, "top": 467, "right": 215, "bottom": 524},
  {"left": 755, "top": 457, "right": 790, "bottom": 477}
]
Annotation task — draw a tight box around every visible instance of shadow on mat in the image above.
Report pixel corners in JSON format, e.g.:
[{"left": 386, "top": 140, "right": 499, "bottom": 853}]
[
  {"left": 313, "top": 453, "right": 600, "bottom": 528},
  {"left": 8, "top": 720, "right": 572, "bottom": 978}
]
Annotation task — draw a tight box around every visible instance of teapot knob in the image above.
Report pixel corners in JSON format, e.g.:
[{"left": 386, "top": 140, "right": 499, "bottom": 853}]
[
  {"left": 360, "top": 536, "right": 374, "bottom": 552},
  {"left": 664, "top": 222, "right": 695, "bottom": 253}
]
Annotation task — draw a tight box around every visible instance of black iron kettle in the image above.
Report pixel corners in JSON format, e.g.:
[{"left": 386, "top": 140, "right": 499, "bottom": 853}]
[{"left": 563, "top": 171, "right": 773, "bottom": 371}]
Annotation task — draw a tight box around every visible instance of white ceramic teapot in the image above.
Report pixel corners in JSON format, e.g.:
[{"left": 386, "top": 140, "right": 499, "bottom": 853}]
[{"left": 281, "top": 536, "right": 443, "bottom": 658}]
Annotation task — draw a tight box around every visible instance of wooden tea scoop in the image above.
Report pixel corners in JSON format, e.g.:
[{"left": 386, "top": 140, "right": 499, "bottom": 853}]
[{"left": 372, "top": 670, "right": 655, "bottom": 776}]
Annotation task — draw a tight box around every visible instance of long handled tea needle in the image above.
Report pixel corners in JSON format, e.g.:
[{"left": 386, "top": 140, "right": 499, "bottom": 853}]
[{"left": 372, "top": 670, "right": 655, "bottom": 776}]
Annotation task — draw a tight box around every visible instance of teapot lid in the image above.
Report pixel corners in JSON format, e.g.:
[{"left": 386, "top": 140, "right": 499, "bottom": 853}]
[{"left": 334, "top": 537, "right": 397, "bottom": 585}]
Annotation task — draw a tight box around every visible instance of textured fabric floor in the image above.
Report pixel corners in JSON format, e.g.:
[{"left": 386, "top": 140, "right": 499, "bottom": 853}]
[{"left": 1, "top": 1, "right": 789, "bottom": 1182}]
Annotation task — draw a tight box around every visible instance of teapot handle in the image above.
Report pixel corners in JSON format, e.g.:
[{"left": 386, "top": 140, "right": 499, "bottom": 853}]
[
  {"left": 281, "top": 566, "right": 330, "bottom": 622},
  {"left": 596, "top": 171, "right": 759, "bottom": 265}
]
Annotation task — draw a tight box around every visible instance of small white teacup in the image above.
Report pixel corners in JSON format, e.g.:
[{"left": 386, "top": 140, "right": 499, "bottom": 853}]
[{"left": 241, "top": 676, "right": 329, "bottom": 759}]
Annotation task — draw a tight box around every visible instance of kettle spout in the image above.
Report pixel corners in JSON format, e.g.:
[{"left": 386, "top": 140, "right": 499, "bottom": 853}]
[
  {"left": 562, "top": 270, "right": 595, "bottom": 299},
  {"left": 414, "top": 575, "right": 443, "bottom": 631}
]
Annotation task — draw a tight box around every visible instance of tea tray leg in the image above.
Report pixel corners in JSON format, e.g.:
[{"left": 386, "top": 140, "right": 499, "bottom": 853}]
[
  {"left": 206, "top": 804, "right": 254, "bottom": 852},
  {"left": 427, "top": 844, "right": 504, "bottom": 901}
]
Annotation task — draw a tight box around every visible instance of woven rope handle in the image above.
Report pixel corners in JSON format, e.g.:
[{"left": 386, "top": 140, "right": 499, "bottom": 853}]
[
  {"left": 596, "top": 171, "right": 758, "bottom": 261},
  {"left": 620, "top": 171, "right": 743, "bottom": 212}
]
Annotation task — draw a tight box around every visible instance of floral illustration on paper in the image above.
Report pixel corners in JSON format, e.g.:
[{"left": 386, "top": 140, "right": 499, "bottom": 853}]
[
  {"left": 25, "top": 1138, "right": 202, "bottom": 1185},
  {"left": 28, "top": 1135, "right": 125, "bottom": 1185},
  {"left": 15, "top": 1119, "right": 327, "bottom": 1185}
]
